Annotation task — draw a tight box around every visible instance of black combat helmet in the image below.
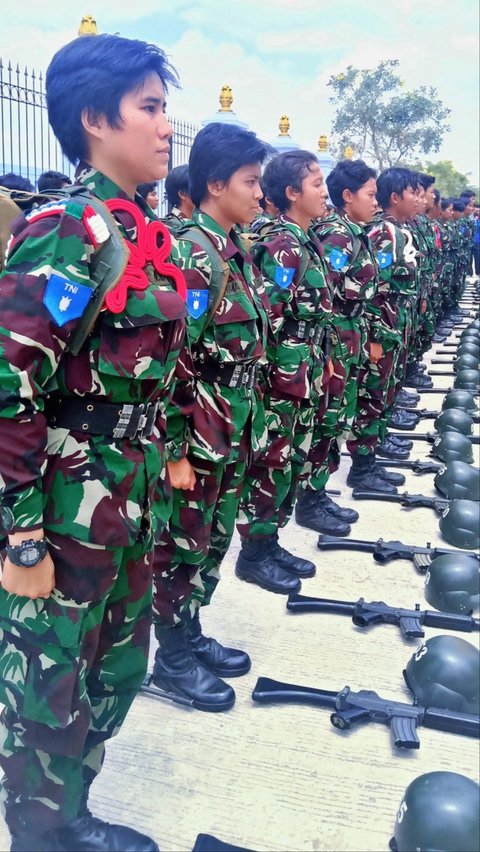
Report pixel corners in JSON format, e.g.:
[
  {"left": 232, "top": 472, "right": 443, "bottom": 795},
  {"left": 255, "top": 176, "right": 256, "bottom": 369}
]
[
  {"left": 439, "top": 498, "right": 480, "bottom": 549},
  {"left": 424, "top": 553, "right": 479, "bottom": 614},
  {"left": 459, "top": 327, "right": 480, "bottom": 342},
  {"left": 434, "top": 408, "right": 473, "bottom": 435},
  {"left": 456, "top": 341, "right": 480, "bottom": 358},
  {"left": 454, "top": 368, "right": 480, "bottom": 391},
  {"left": 434, "top": 460, "right": 480, "bottom": 501},
  {"left": 404, "top": 635, "right": 480, "bottom": 714},
  {"left": 431, "top": 432, "right": 474, "bottom": 464},
  {"left": 389, "top": 772, "right": 480, "bottom": 852},
  {"left": 441, "top": 389, "right": 478, "bottom": 413},
  {"left": 454, "top": 352, "right": 479, "bottom": 371}
]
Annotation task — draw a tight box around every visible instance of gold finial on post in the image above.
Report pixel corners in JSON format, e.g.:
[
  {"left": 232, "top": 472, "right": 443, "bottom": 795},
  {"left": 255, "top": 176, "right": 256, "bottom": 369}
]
[
  {"left": 344, "top": 145, "right": 354, "bottom": 159},
  {"left": 78, "top": 14, "right": 98, "bottom": 35},
  {"left": 279, "top": 115, "right": 291, "bottom": 137},
  {"left": 219, "top": 85, "right": 233, "bottom": 112},
  {"left": 318, "top": 134, "right": 328, "bottom": 152}
]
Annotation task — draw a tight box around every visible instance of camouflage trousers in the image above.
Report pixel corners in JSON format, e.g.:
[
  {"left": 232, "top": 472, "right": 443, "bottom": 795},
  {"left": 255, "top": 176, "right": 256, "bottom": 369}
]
[
  {"left": 237, "top": 395, "right": 315, "bottom": 539},
  {"left": 0, "top": 532, "right": 154, "bottom": 838},
  {"left": 152, "top": 455, "right": 246, "bottom": 627},
  {"left": 300, "top": 357, "right": 359, "bottom": 492},
  {"left": 347, "top": 338, "right": 400, "bottom": 455}
]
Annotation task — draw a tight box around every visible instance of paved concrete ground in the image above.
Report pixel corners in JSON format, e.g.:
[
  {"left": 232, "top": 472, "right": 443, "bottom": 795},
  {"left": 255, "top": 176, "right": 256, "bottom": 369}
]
[{"left": 1, "top": 286, "right": 479, "bottom": 851}]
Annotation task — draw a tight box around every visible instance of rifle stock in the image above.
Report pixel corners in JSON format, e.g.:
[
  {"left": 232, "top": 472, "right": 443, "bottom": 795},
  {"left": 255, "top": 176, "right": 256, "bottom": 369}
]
[
  {"left": 252, "top": 678, "right": 480, "bottom": 749},
  {"left": 316, "top": 534, "right": 480, "bottom": 565}
]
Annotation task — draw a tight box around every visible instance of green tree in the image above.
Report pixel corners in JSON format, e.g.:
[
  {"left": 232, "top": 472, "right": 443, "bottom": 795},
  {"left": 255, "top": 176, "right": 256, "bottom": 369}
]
[
  {"left": 328, "top": 60, "right": 451, "bottom": 171},
  {"left": 415, "top": 161, "right": 479, "bottom": 198}
]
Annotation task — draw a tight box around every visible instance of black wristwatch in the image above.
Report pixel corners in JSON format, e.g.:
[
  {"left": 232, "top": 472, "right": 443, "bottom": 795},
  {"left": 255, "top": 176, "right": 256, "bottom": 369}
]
[{"left": 6, "top": 537, "right": 49, "bottom": 568}]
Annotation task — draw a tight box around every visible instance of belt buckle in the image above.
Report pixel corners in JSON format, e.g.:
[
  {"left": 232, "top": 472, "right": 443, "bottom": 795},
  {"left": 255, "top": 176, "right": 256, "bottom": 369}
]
[
  {"left": 138, "top": 401, "right": 158, "bottom": 438},
  {"left": 245, "top": 364, "right": 257, "bottom": 390},
  {"left": 113, "top": 404, "right": 135, "bottom": 440},
  {"left": 297, "top": 320, "right": 307, "bottom": 339},
  {"left": 229, "top": 364, "right": 244, "bottom": 388},
  {"left": 310, "top": 325, "right": 322, "bottom": 346}
]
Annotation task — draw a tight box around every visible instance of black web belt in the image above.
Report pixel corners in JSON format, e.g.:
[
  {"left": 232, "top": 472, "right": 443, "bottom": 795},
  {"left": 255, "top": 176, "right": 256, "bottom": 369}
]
[
  {"left": 334, "top": 300, "right": 365, "bottom": 318},
  {"left": 45, "top": 395, "right": 159, "bottom": 439},
  {"left": 280, "top": 318, "right": 325, "bottom": 344},
  {"left": 192, "top": 357, "right": 260, "bottom": 389}
]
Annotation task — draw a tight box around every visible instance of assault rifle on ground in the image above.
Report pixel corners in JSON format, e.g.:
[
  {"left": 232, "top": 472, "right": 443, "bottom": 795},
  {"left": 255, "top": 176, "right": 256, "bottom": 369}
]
[
  {"left": 252, "top": 677, "right": 480, "bottom": 749},
  {"left": 351, "top": 490, "right": 449, "bottom": 512},
  {"left": 340, "top": 452, "right": 441, "bottom": 474},
  {"left": 316, "top": 534, "right": 480, "bottom": 569},
  {"left": 388, "top": 431, "right": 480, "bottom": 445},
  {"left": 286, "top": 594, "right": 479, "bottom": 639}
]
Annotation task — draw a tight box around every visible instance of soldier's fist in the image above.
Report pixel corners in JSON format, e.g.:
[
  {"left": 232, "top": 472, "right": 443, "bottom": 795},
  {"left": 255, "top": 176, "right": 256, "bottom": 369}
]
[
  {"left": 1, "top": 553, "right": 55, "bottom": 599},
  {"left": 167, "top": 458, "right": 196, "bottom": 490}
]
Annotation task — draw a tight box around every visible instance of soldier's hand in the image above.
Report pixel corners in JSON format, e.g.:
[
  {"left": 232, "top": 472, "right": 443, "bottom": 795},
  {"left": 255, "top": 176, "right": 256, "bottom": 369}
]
[
  {"left": 1, "top": 552, "right": 55, "bottom": 599},
  {"left": 369, "top": 342, "right": 383, "bottom": 363},
  {"left": 421, "top": 299, "right": 427, "bottom": 314},
  {"left": 326, "top": 358, "right": 334, "bottom": 378},
  {"left": 167, "top": 458, "right": 196, "bottom": 490}
]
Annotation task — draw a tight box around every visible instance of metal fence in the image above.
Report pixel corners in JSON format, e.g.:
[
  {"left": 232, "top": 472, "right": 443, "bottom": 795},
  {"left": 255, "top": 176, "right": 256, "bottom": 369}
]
[{"left": 0, "top": 58, "right": 199, "bottom": 216}]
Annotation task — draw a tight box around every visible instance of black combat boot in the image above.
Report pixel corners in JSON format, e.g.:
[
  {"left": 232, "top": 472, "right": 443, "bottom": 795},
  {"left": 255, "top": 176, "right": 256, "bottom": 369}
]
[
  {"left": 186, "top": 609, "right": 251, "bottom": 677},
  {"left": 404, "top": 372, "right": 434, "bottom": 389},
  {"left": 152, "top": 622, "right": 235, "bottom": 712},
  {"left": 369, "top": 456, "right": 406, "bottom": 486},
  {"left": 432, "top": 332, "right": 447, "bottom": 343},
  {"left": 395, "top": 389, "right": 420, "bottom": 407},
  {"left": 235, "top": 538, "right": 301, "bottom": 594},
  {"left": 384, "top": 432, "right": 413, "bottom": 450},
  {"left": 387, "top": 408, "right": 420, "bottom": 430},
  {"left": 315, "top": 488, "right": 359, "bottom": 523},
  {"left": 10, "top": 816, "right": 160, "bottom": 851},
  {"left": 294, "top": 487, "right": 351, "bottom": 536},
  {"left": 376, "top": 437, "right": 410, "bottom": 460},
  {"left": 346, "top": 452, "right": 397, "bottom": 493},
  {"left": 267, "top": 533, "right": 316, "bottom": 577}
]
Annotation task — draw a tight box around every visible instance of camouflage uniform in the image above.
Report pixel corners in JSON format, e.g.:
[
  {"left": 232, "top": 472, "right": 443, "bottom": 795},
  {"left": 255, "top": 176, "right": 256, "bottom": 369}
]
[
  {"left": 236, "top": 215, "right": 332, "bottom": 540},
  {"left": 300, "top": 211, "right": 376, "bottom": 492},
  {"left": 348, "top": 213, "right": 417, "bottom": 454},
  {"left": 152, "top": 209, "right": 268, "bottom": 627},
  {"left": 161, "top": 205, "right": 187, "bottom": 236},
  {"left": 405, "top": 214, "right": 435, "bottom": 363},
  {"left": 0, "top": 165, "right": 186, "bottom": 837}
]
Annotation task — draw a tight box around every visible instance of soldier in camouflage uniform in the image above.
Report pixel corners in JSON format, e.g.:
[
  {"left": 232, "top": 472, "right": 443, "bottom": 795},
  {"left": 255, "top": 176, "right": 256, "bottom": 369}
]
[
  {"left": 150, "top": 123, "right": 270, "bottom": 712},
  {"left": 294, "top": 159, "right": 380, "bottom": 534},
  {"left": 0, "top": 35, "right": 186, "bottom": 852},
  {"left": 437, "top": 198, "right": 456, "bottom": 320},
  {"left": 160, "top": 164, "right": 194, "bottom": 235},
  {"left": 346, "top": 168, "right": 418, "bottom": 485},
  {"left": 235, "top": 150, "right": 332, "bottom": 594}
]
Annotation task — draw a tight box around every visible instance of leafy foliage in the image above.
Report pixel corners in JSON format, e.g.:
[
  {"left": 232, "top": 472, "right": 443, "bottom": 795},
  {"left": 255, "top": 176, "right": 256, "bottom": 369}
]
[{"left": 328, "top": 60, "right": 451, "bottom": 171}]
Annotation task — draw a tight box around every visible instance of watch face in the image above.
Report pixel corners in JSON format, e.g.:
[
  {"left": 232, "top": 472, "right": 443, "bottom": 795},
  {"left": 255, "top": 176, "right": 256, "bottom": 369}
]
[{"left": 19, "top": 545, "right": 40, "bottom": 567}]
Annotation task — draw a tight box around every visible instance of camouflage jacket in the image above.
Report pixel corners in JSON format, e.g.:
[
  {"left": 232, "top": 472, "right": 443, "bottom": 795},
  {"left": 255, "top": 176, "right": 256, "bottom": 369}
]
[
  {"left": 406, "top": 215, "right": 435, "bottom": 299},
  {"left": 161, "top": 207, "right": 187, "bottom": 236},
  {"left": 0, "top": 164, "right": 186, "bottom": 545},
  {"left": 165, "top": 209, "right": 269, "bottom": 465},
  {"left": 311, "top": 210, "right": 377, "bottom": 353},
  {"left": 366, "top": 212, "right": 417, "bottom": 332},
  {"left": 251, "top": 215, "right": 333, "bottom": 402}
]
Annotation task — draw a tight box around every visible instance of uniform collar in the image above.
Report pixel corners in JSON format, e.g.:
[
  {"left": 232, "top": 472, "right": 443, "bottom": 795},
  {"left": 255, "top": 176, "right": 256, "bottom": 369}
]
[
  {"left": 75, "top": 162, "right": 156, "bottom": 220},
  {"left": 192, "top": 208, "right": 242, "bottom": 260},
  {"left": 333, "top": 209, "right": 365, "bottom": 235},
  {"left": 279, "top": 214, "right": 311, "bottom": 245}
]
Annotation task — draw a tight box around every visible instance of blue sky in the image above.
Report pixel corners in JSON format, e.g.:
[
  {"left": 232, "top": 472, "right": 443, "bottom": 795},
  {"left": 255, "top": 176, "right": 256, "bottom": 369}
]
[{"left": 1, "top": 0, "right": 478, "bottom": 183}]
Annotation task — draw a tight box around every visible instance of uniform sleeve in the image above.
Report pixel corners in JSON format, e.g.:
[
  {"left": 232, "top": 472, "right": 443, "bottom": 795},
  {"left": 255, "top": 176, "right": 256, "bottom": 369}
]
[
  {"left": 0, "top": 203, "right": 99, "bottom": 531},
  {"left": 252, "top": 233, "right": 302, "bottom": 336}
]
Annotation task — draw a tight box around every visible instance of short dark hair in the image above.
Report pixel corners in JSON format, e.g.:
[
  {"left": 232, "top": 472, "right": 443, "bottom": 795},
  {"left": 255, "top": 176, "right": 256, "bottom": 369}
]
[
  {"left": 441, "top": 197, "right": 453, "bottom": 211},
  {"left": 37, "top": 170, "right": 71, "bottom": 192},
  {"left": 46, "top": 34, "right": 179, "bottom": 165},
  {"left": 137, "top": 182, "right": 158, "bottom": 200},
  {"left": 433, "top": 188, "right": 440, "bottom": 204},
  {"left": 0, "top": 172, "right": 34, "bottom": 192},
  {"left": 261, "top": 150, "right": 319, "bottom": 214},
  {"left": 417, "top": 172, "right": 436, "bottom": 190},
  {"left": 460, "top": 189, "right": 475, "bottom": 199},
  {"left": 188, "top": 122, "right": 269, "bottom": 208},
  {"left": 326, "top": 158, "right": 377, "bottom": 208},
  {"left": 164, "top": 164, "right": 189, "bottom": 207},
  {"left": 452, "top": 199, "right": 467, "bottom": 213},
  {"left": 376, "top": 168, "right": 415, "bottom": 210}
]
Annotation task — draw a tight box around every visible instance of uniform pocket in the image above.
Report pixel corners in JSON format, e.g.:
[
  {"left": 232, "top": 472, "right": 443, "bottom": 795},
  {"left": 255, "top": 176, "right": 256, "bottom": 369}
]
[
  {"left": 212, "top": 291, "right": 261, "bottom": 361},
  {"left": 0, "top": 592, "right": 84, "bottom": 730}
]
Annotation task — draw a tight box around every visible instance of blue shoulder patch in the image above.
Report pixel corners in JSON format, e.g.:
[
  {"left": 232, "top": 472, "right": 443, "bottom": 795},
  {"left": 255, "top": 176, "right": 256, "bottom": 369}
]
[
  {"left": 187, "top": 288, "right": 209, "bottom": 319},
  {"left": 328, "top": 248, "right": 349, "bottom": 270},
  {"left": 377, "top": 250, "right": 393, "bottom": 269},
  {"left": 274, "top": 266, "right": 295, "bottom": 288},
  {"left": 43, "top": 274, "right": 93, "bottom": 327}
]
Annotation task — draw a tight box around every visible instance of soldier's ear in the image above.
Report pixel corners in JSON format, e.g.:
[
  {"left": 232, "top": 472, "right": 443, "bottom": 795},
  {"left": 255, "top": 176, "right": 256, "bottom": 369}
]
[
  {"left": 285, "top": 185, "right": 298, "bottom": 205},
  {"left": 81, "top": 108, "right": 106, "bottom": 139},
  {"left": 207, "top": 179, "right": 226, "bottom": 198},
  {"left": 342, "top": 188, "right": 353, "bottom": 206}
]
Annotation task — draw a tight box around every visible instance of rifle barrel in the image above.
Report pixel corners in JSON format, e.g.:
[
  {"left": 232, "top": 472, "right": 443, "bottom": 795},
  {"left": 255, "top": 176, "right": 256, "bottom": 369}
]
[{"left": 423, "top": 706, "right": 480, "bottom": 739}]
